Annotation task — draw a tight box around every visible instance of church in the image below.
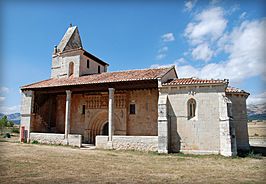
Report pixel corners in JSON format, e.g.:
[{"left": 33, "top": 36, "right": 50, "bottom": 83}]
[{"left": 20, "top": 25, "right": 250, "bottom": 156}]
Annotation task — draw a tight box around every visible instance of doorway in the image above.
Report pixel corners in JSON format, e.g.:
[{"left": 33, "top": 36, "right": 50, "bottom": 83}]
[{"left": 102, "top": 122, "right": 108, "bottom": 135}]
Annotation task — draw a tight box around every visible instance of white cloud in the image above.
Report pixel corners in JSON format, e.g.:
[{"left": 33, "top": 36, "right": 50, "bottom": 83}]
[
  {"left": 192, "top": 43, "right": 214, "bottom": 61},
  {"left": 156, "top": 46, "right": 168, "bottom": 60},
  {"left": 0, "top": 105, "right": 20, "bottom": 115},
  {"left": 158, "top": 46, "right": 168, "bottom": 53},
  {"left": 156, "top": 54, "right": 166, "bottom": 60},
  {"left": 184, "top": 7, "right": 227, "bottom": 44},
  {"left": 247, "top": 92, "right": 266, "bottom": 105},
  {"left": 152, "top": 18, "right": 266, "bottom": 84},
  {"left": 0, "top": 97, "right": 5, "bottom": 102},
  {"left": 0, "top": 87, "right": 9, "bottom": 94},
  {"left": 175, "top": 57, "right": 187, "bottom": 65},
  {"left": 239, "top": 12, "right": 246, "bottom": 19},
  {"left": 184, "top": 0, "right": 197, "bottom": 12},
  {"left": 150, "top": 63, "right": 174, "bottom": 69},
  {"left": 161, "top": 33, "right": 175, "bottom": 42},
  {"left": 219, "top": 19, "right": 266, "bottom": 81}
]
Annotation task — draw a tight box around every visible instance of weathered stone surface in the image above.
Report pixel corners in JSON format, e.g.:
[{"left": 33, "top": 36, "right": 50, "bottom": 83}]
[
  {"left": 20, "top": 90, "right": 34, "bottom": 142},
  {"left": 157, "top": 94, "right": 168, "bottom": 153},
  {"left": 227, "top": 94, "right": 250, "bottom": 151},
  {"left": 30, "top": 133, "right": 82, "bottom": 147},
  {"left": 96, "top": 136, "right": 158, "bottom": 152},
  {"left": 30, "top": 133, "right": 65, "bottom": 145},
  {"left": 163, "top": 85, "right": 233, "bottom": 156}
]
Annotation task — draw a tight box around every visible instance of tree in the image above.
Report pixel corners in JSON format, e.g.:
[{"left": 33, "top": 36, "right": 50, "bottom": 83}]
[
  {"left": 7, "top": 121, "right": 14, "bottom": 127},
  {"left": 0, "top": 115, "right": 8, "bottom": 127}
]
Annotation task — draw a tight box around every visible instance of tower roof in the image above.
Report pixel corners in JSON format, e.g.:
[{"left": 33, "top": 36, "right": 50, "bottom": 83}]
[{"left": 57, "top": 26, "right": 82, "bottom": 52}]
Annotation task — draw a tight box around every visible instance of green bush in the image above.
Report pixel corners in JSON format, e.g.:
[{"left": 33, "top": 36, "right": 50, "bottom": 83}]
[
  {"left": 3, "top": 133, "right": 11, "bottom": 138},
  {"left": 248, "top": 151, "right": 262, "bottom": 159},
  {"left": 7, "top": 121, "right": 14, "bottom": 127},
  {"left": 31, "top": 140, "right": 39, "bottom": 144},
  {"left": 12, "top": 127, "right": 20, "bottom": 133}
]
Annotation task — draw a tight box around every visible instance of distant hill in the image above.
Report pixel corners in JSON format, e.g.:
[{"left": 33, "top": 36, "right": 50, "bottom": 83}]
[
  {"left": 0, "top": 113, "right": 21, "bottom": 124},
  {"left": 247, "top": 103, "right": 266, "bottom": 121}
]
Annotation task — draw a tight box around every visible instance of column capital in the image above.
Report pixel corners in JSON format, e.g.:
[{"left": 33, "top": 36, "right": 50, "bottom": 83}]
[
  {"left": 66, "top": 90, "right": 72, "bottom": 95},
  {"left": 108, "top": 88, "right": 115, "bottom": 93}
]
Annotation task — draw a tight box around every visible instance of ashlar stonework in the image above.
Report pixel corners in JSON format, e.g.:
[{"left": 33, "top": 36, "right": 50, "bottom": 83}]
[{"left": 20, "top": 26, "right": 250, "bottom": 156}]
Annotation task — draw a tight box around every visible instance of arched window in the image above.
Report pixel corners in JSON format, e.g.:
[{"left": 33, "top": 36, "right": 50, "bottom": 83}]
[
  {"left": 69, "top": 62, "right": 74, "bottom": 77},
  {"left": 187, "top": 98, "right": 196, "bottom": 119}
]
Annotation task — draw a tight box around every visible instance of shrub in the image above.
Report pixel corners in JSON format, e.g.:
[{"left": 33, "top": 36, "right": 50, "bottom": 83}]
[
  {"left": 12, "top": 127, "right": 20, "bottom": 133},
  {"left": 31, "top": 140, "right": 39, "bottom": 144},
  {"left": 3, "top": 133, "right": 11, "bottom": 138},
  {"left": 248, "top": 151, "right": 262, "bottom": 159}
]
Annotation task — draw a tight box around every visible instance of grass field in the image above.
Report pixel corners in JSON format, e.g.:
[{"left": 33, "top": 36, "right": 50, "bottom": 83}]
[{"left": 0, "top": 141, "right": 265, "bottom": 184}]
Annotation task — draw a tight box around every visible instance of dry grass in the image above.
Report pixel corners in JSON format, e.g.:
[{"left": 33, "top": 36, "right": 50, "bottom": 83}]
[{"left": 0, "top": 142, "right": 265, "bottom": 184}]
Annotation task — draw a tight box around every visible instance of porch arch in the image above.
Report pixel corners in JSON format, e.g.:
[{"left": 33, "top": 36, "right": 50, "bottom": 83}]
[{"left": 86, "top": 110, "right": 120, "bottom": 144}]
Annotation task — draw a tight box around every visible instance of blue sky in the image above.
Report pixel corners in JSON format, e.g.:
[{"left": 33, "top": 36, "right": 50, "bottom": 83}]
[{"left": 0, "top": 0, "right": 265, "bottom": 114}]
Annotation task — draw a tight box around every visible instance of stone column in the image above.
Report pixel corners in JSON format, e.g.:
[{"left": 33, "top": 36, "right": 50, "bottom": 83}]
[
  {"left": 20, "top": 90, "right": 34, "bottom": 143},
  {"left": 107, "top": 88, "right": 115, "bottom": 148},
  {"left": 158, "top": 93, "right": 168, "bottom": 153},
  {"left": 64, "top": 90, "right": 72, "bottom": 144}
]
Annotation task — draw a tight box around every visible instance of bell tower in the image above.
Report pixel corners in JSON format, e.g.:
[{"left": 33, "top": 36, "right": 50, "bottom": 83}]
[{"left": 51, "top": 25, "right": 109, "bottom": 79}]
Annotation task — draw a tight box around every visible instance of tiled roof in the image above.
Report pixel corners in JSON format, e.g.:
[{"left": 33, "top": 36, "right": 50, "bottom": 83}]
[
  {"left": 163, "top": 77, "right": 228, "bottom": 86},
  {"left": 226, "top": 86, "right": 249, "bottom": 95},
  {"left": 21, "top": 67, "right": 172, "bottom": 89}
]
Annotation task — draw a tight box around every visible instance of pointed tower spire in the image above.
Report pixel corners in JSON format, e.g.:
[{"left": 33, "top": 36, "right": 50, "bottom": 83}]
[{"left": 57, "top": 25, "right": 82, "bottom": 52}]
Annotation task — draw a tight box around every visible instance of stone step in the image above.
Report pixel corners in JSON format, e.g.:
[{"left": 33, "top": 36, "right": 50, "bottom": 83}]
[{"left": 80, "top": 144, "right": 96, "bottom": 150}]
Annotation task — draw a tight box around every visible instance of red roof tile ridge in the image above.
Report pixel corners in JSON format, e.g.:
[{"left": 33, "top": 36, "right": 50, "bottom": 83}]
[
  {"left": 162, "top": 77, "right": 228, "bottom": 86},
  {"left": 226, "top": 86, "right": 249, "bottom": 95},
  {"left": 21, "top": 78, "right": 53, "bottom": 89},
  {"left": 105, "top": 66, "right": 173, "bottom": 74},
  {"left": 21, "top": 67, "right": 174, "bottom": 90}
]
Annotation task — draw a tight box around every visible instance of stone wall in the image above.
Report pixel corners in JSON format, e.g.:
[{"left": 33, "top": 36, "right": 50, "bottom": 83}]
[
  {"left": 160, "top": 85, "right": 230, "bottom": 155},
  {"left": 30, "top": 133, "right": 82, "bottom": 147},
  {"left": 51, "top": 49, "right": 107, "bottom": 79},
  {"left": 96, "top": 135, "right": 158, "bottom": 152},
  {"left": 127, "top": 89, "right": 158, "bottom": 136},
  {"left": 51, "top": 50, "right": 82, "bottom": 78},
  {"left": 79, "top": 54, "right": 106, "bottom": 76},
  {"left": 20, "top": 90, "right": 34, "bottom": 142},
  {"left": 227, "top": 94, "right": 249, "bottom": 151}
]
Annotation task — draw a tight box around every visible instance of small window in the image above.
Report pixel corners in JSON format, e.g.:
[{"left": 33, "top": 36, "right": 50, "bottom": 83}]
[
  {"left": 98, "top": 66, "right": 101, "bottom": 73},
  {"left": 187, "top": 98, "right": 196, "bottom": 119},
  {"left": 82, "top": 105, "right": 85, "bottom": 114},
  {"left": 69, "top": 62, "right": 74, "bottom": 77},
  {"left": 87, "top": 59, "right": 90, "bottom": 68},
  {"left": 130, "top": 104, "right": 136, "bottom": 114}
]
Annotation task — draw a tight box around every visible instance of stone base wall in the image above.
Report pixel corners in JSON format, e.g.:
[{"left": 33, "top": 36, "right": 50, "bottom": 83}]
[
  {"left": 181, "top": 149, "right": 219, "bottom": 155},
  {"left": 96, "top": 136, "right": 158, "bottom": 152},
  {"left": 30, "top": 133, "right": 82, "bottom": 147}
]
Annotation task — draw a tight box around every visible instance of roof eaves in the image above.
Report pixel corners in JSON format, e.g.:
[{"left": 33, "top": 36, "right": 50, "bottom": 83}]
[{"left": 83, "top": 49, "right": 109, "bottom": 66}]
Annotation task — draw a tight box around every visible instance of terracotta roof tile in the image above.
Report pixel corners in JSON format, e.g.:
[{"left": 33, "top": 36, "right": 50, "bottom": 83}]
[
  {"left": 226, "top": 86, "right": 249, "bottom": 95},
  {"left": 21, "top": 67, "right": 172, "bottom": 90},
  {"left": 163, "top": 77, "right": 228, "bottom": 86}
]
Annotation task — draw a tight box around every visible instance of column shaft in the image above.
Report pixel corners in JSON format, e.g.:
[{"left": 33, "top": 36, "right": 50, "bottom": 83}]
[
  {"left": 108, "top": 88, "right": 115, "bottom": 142},
  {"left": 65, "top": 90, "right": 72, "bottom": 142}
]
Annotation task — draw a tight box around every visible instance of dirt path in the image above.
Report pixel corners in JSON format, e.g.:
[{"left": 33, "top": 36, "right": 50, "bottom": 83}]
[{"left": 0, "top": 142, "right": 265, "bottom": 184}]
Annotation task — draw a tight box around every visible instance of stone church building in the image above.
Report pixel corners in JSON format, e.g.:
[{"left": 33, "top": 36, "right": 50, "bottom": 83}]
[{"left": 20, "top": 26, "right": 250, "bottom": 156}]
